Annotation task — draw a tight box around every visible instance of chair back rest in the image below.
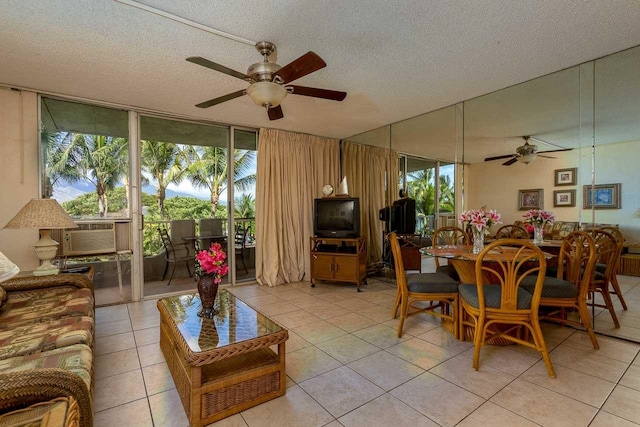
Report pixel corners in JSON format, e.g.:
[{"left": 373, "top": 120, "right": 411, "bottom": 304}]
[
  {"left": 587, "top": 229, "right": 617, "bottom": 280},
  {"left": 599, "top": 226, "right": 624, "bottom": 269},
  {"left": 475, "top": 239, "right": 547, "bottom": 312},
  {"left": 389, "top": 232, "right": 408, "bottom": 297},
  {"left": 557, "top": 231, "right": 596, "bottom": 297},
  {"left": 158, "top": 227, "right": 174, "bottom": 255},
  {"left": 199, "top": 218, "right": 223, "bottom": 236},
  {"left": 235, "top": 226, "right": 248, "bottom": 248},
  {"left": 433, "top": 226, "right": 470, "bottom": 246},
  {"left": 170, "top": 219, "right": 195, "bottom": 243},
  {"left": 494, "top": 224, "right": 529, "bottom": 239}
]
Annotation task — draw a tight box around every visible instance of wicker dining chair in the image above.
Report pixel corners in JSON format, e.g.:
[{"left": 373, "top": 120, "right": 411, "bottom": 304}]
[
  {"left": 521, "top": 231, "right": 599, "bottom": 349},
  {"left": 389, "top": 232, "right": 459, "bottom": 338},
  {"left": 494, "top": 224, "right": 529, "bottom": 239},
  {"left": 431, "top": 226, "right": 470, "bottom": 280},
  {"left": 459, "top": 239, "right": 556, "bottom": 378},
  {"left": 586, "top": 228, "right": 620, "bottom": 328},
  {"left": 599, "top": 226, "right": 627, "bottom": 310}
]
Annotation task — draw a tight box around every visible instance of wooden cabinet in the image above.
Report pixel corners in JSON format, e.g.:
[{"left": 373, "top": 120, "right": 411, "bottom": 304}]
[{"left": 310, "top": 237, "right": 367, "bottom": 291}]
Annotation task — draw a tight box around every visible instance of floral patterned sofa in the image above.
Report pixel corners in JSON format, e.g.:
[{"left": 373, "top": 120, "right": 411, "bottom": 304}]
[{"left": 0, "top": 274, "right": 94, "bottom": 427}]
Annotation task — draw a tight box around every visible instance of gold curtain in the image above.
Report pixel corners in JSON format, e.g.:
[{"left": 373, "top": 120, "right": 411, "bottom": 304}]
[
  {"left": 255, "top": 128, "right": 340, "bottom": 286},
  {"left": 341, "top": 141, "right": 398, "bottom": 265}
]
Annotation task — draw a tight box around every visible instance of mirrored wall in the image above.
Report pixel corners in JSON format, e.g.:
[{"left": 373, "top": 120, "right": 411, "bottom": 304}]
[{"left": 345, "top": 44, "right": 640, "bottom": 341}]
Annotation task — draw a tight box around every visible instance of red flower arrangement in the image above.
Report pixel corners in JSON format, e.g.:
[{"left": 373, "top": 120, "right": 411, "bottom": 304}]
[{"left": 195, "top": 243, "right": 229, "bottom": 284}]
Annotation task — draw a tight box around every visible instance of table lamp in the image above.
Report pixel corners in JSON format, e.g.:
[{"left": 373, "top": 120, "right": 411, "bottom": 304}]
[
  {"left": 0, "top": 252, "right": 19, "bottom": 283},
  {"left": 3, "top": 198, "right": 77, "bottom": 276}
]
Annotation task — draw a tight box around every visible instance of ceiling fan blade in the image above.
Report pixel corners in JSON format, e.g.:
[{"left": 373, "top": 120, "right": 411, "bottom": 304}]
[
  {"left": 539, "top": 148, "right": 573, "bottom": 154},
  {"left": 537, "top": 154, "right": 557, "bottom": 159},
  {"left": 195, "top": 90, "right": 246, "bottom": 109},
  {"left": 485, "top": 154, "right": 517, "bottom": 162},
  {"left": 502, "top": 157, "right": 518, "bottom": 166},
  {"left": 186, "top": 57, "right": 250, "bottom": 82},
  {"left": 267, "top": 105, "right": 284, "bottom": 120},
  {"left": 288, "top": 85, "right": 347, "bottom": 101},
  {"left": 274, "top": 52, "right": 326, "bottom": 84}
]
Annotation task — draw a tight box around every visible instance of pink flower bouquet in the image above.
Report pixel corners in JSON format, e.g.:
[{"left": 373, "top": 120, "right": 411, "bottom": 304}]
[
  {"left": 195, "top": 243, "right": 229, "bottom": 284},
  {"left": 522, "top": 209, "right": 555, "bottom": 226},
  {"left": 459, "top": 209, "right": 502, "bottom": 232}
]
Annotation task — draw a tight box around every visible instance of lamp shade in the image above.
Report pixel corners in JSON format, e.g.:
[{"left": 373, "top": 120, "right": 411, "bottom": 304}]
[
  {"left": 3, "top": 198, "right": 78, "bottom": 230},
  {"left": 246, "top": 82, "right": 287, "bottom": 107},
  {"left": 0, "top": 252, "right": 19, "bottom": 283},
  {"left": 517, "top": 153, "right": 537, "bottom": 164}
]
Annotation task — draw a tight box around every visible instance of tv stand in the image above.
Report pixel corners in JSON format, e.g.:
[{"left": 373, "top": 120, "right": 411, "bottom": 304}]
[{"left": 310, "top": 237, "right": 367, "bottom": 291}]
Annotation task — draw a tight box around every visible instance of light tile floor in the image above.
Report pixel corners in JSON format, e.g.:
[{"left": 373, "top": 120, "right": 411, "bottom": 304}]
[{"left": 94, "top": 276, "right": 640, "bottom": 427}]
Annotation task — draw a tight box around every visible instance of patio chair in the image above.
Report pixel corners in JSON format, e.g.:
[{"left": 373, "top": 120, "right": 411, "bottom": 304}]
[
  {"left": 235, "top": 225, "right": 248, "bottom": 274},
  {"left": 158, "top": 227, "right": 193, "bottom": 286}
]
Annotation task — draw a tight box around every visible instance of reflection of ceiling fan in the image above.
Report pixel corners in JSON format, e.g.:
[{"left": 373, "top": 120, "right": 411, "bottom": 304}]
[
  {"left": 484, "top": 136, "right": 572, "bottom": 166},
  {"left": 187, "top": 41, "right": 347, "bottom": 121}
]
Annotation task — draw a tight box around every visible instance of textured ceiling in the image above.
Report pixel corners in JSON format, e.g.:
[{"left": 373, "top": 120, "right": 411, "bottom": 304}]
[{"left": 2, "top": 0, "right": 640, "bottom": 140}]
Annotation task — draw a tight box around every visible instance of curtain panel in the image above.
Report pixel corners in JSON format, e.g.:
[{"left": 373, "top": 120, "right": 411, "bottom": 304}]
[
  {"left": 341, "top": 141, "right": 398, "bottom": 265},
  {"left": 255, "top": 128, "right": 340, "bottom": 287}
]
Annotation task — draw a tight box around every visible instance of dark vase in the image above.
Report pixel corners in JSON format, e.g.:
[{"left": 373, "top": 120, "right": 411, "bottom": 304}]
[{"left": 197, "top": 274, "right": 218, "bottom": 318}]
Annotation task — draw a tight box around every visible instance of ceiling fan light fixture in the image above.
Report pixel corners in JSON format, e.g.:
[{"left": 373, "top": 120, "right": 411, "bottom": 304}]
[
  {"left": 517, "top": 153, "right": 537, "bottom": 164},
  {"left": 246, "top": 81, "right": 287, "bottom": 108}
]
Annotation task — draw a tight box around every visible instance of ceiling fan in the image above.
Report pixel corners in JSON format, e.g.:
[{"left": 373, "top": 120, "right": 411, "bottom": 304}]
[
  {"left": 186, "top": 41, "right": 347, "bottom": 121},
  {"left": 484, "top": 136, "right": 572, "bottom": 166}
]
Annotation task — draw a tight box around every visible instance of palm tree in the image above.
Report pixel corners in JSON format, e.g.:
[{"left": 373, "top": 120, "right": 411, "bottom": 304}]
[
  {"left": 46, "top": 133, "right": 128, "bottom": 217},
  {"left": 141, "top": 140, "right": 188, "bottom": 219},
  {"left": 234, "top": 193, "right": 255, "bottom": 218},
  {"left": 184, "top": 147, "right": 256, "bottom": 218}
]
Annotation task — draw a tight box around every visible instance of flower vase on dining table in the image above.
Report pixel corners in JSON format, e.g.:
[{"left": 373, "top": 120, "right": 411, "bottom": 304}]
[
  {"left": 533, "top": 223, "right": 544, "bottom": 245},
  {"left": 472, "top": 228, "right": 485, "bottom": 254}
]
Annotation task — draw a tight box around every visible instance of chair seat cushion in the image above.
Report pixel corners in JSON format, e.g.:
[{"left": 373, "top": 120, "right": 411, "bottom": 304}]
[
  {"left": 435, "top": 264, "right": 460, "bottom": 282},
  {"left": 595, "top": 262, "right": 607, "bottom": 275},
  {"left": 406, "top": 272, "right": 459, "bottom": 293},
  {"left": 459, "top": 283, "right": 533, "bottom": 309},
  {"left": 521, "top": 275, "right": 578, "bottom": 299}
]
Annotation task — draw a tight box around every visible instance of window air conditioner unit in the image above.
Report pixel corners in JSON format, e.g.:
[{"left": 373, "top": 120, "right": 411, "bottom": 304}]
[{"left": 60, "top": 222, "right": 117, "bottom": 256}]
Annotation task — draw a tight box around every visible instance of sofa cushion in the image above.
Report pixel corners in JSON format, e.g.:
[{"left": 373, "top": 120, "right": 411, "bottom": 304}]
[
  {"left": 0, "top": 344, "right": 93, "bottom": 392},
  {"left": 0, "top": 316, "right": 94, "bottom": 360},
  {"left": 0, "top": 287, "right": 94, "bottom": 329}
]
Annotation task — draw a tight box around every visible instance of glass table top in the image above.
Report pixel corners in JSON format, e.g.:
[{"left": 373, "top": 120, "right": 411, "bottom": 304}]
[{"left": 159, "top": 289, "right": 285, "bottom": 353}]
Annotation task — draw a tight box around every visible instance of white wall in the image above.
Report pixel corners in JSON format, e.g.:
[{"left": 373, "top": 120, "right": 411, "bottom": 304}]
[
  {"left": 0, "top": 88, "right": 41, "bottom": 270},
  {"left": 465, "top": 142, "right": 640, "bottom": 240}
]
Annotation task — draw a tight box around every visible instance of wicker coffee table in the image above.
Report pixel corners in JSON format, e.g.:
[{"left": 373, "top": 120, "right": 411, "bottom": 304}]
[{"left": 157, "top": 290, "right": 288, "bottom": 426}]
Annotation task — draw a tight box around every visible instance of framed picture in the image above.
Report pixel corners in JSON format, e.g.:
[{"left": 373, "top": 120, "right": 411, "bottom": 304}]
[
  {"left": 554, "top": 167, "right": 577, "bottom": 186},
  {"left": 553, "top": 189, "right": 576, "bottom": 207},
  {"left": 583, "top": 183, "right": 621, "bottom": 209},
  {"left": 518, "top": 188, "right": 544, "bottom": 210}
]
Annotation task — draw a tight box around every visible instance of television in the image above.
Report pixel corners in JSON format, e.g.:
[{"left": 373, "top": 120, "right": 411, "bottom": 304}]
[
  {"left": 314, "top": 198, "right": 360, "bottom": 238},
  {"left": 379, "top": 198, "right": 416, "bottom": 234}
]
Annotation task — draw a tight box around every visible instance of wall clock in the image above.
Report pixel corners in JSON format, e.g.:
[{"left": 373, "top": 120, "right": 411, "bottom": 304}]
[{"left": 322, "top": 184, "right": 334, "bottom": 196}]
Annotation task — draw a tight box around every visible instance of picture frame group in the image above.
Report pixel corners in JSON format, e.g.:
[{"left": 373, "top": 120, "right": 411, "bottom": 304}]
[
  {"left": 554, "top": 168, "right": 577, "bottom": 186},
  {"left": 583, "top": 183, "right": 622, "bottom": 209},
  {"left": 553, "top": 189, "right": 576, "bottom": 207}
]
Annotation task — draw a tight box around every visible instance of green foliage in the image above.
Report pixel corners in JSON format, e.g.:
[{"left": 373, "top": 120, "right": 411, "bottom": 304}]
[
  {"left": 407, "top": 168, "right": 455, "bottom": 235},
  {"left": 62, "top": 187, "right": 128, "bottom": 218}
]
